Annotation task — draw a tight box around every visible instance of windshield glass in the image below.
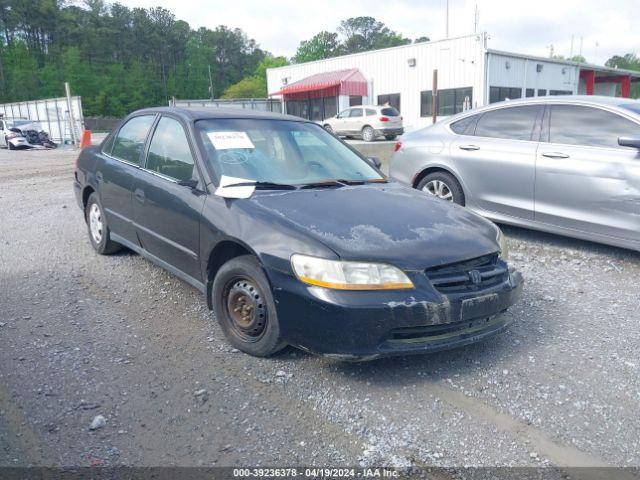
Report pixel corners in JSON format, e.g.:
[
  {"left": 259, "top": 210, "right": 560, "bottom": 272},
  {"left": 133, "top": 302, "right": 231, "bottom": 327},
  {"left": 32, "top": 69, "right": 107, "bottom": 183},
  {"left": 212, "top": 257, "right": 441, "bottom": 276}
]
[{"left": 196, "top": 119, "right": 383, "bottom": 186}]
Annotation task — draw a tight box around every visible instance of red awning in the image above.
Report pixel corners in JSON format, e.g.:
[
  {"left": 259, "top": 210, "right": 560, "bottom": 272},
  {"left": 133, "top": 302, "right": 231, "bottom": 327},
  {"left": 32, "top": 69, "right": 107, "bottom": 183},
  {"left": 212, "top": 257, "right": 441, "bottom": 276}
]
[{"left": 270, "top": 68, "right": 368, "bottom": 100}]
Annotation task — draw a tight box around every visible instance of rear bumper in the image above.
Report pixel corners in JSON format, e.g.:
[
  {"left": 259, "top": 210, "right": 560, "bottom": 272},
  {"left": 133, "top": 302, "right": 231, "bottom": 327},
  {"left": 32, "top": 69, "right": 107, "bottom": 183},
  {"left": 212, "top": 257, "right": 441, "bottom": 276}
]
[
  {"left": 268, "top": 266, "right": 523, "bottom": 360},
  {"left": 375, "top": 127, "right": 404, "bottom": 137}
]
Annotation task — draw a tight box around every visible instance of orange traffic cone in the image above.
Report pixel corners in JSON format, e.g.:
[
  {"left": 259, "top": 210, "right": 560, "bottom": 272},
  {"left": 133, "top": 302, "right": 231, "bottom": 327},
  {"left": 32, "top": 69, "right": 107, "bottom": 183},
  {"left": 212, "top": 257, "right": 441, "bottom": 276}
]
[{"left": 80, "top": 129, "right": 92, "bottom": 149}]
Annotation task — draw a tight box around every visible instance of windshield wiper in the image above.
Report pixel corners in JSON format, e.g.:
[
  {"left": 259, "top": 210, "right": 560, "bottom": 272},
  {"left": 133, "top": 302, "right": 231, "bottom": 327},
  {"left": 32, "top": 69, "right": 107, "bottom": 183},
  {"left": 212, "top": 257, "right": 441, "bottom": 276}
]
[
  {"left": 299, "top": 180, "right": 347, "bottom": 189},
  {"left": 222, "top": 181, "right": 298, "bottom": 190}
]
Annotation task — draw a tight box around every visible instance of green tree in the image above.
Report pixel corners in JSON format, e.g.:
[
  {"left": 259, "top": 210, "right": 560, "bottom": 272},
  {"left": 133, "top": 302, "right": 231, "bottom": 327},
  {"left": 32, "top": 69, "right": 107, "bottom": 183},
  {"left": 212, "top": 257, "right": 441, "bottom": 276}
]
[
  {"left": 222, "top": 55, "right": 289, "bottom": 98},
  {"left": 293, "top": 31, "right": 342, "bottom": 63},
  {"left": 338, "top": 16, "right": 410, "bottom": 54}
]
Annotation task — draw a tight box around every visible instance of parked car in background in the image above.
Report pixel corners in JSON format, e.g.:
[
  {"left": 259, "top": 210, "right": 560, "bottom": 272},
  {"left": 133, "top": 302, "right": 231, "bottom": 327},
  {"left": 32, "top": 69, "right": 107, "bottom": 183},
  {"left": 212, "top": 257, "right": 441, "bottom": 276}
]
[
  {"left": 0, "top": 116, "right": 57, "bottom": 150},
  {"left": 323, "top": 105, "right": 404, "bottom": 142},
  {"left": 390, "top": 95, "right": 640, "bottom": 252},
  {"left": 74, "top": 107, "right": 522, "bottom": 359}
]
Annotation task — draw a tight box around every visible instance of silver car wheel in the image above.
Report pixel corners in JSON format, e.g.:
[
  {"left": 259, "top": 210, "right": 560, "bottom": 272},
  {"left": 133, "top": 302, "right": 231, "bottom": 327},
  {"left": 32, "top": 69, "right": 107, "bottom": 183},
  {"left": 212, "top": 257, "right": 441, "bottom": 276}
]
[
  {"left": 423, "top": 180, "right": 453, "bottom": 201},
  {"left": 89, "top": 203, "right": 103, "bottom": 244},
  {"left": 362, "top": 126, "right": 374, "bottom": 142}
]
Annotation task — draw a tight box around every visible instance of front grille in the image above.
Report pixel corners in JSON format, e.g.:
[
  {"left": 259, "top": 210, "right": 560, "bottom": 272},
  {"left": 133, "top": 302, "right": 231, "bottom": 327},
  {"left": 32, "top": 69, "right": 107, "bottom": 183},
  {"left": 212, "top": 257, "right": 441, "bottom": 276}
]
[{"left": 425, "top": 253, "right": 507, "bottom": 294}]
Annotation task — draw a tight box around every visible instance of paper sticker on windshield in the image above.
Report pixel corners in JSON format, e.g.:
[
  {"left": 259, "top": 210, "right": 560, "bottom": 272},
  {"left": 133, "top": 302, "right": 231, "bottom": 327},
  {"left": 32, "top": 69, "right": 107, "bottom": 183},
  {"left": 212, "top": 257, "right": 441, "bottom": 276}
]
[{"left": 207, "top": 131, "right": 255, "bottom": 150}]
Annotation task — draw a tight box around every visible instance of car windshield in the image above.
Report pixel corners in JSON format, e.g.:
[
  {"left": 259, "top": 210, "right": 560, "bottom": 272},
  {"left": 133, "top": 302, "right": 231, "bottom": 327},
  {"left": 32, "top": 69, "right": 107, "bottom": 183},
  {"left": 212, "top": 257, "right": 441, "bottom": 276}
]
[{"left": 196, "top": 119, "right": 384, "bottom": 186}]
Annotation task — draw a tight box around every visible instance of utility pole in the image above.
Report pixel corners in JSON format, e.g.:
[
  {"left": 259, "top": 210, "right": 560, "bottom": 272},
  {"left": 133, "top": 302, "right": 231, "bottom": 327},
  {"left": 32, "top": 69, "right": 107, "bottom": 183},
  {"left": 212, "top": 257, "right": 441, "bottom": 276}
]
[
  {"left": 579, "top": 36, "right": 583, "bottom": 57},
  {"left": 208, "top": 65, "right": 214, "bottom": 101},
  {"left": 473, "top": 4, "right": 479, "bottom": 34},
  {"left": 570, "top": 35, "right": 574, "bottom": 58},
  {"left": 445, "top": 0, "right": 449, "bottom": 38}
]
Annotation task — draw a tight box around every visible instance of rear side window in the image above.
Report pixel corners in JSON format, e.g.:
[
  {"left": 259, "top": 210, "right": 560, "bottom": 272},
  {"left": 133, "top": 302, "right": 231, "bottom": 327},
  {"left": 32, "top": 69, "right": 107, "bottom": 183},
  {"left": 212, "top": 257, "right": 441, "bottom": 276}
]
[
  {"left": 549, "top": 105, "right": 640, "bottom": 148},
  {"left": 145, "top": 117, "right": 195, "bottom": 181},
  {"left": 450, "top": 115, "right": 478, "bottom": 135},
  {"left": 475, "top": 106, "right": 540, "bottom": 141},
  {"left": 365, "top": 108, "right": 376, "bottom": 116},
  {"left": 381, "top": 107, "right": 400, "bottom": 116},
  {"left": 111, "top": 115, "right": 155, "bottom": 164}
]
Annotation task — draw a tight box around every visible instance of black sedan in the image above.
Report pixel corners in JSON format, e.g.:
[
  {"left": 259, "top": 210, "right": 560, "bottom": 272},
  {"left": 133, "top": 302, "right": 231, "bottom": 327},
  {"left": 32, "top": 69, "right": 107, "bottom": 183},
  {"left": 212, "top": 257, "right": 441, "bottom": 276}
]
[{"left": 73, "top": 107, "right": 523, "bottom": 360}]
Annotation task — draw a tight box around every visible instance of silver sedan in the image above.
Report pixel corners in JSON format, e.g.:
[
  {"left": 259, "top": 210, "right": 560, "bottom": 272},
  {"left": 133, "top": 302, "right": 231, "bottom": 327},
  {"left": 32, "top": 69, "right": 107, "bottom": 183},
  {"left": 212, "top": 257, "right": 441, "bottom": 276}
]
[{"left": 390, "top": 95, "right": 640, "bottom": 252}]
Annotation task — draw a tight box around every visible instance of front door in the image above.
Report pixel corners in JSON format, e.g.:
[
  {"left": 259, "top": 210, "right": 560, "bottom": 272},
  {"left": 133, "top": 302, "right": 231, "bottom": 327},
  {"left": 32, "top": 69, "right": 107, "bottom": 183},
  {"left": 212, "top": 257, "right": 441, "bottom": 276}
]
[
  {"left": 98, "top": 114, "right": 156, "bottom": 244},
  {"left": 347, "top": 107, "right": 364, "bottom": 135},
  {"left": 132, "top": 115, "right": 205, "bottom": 281},
  {"left": 449, "top": 104, "right": 542, "bottom": 220},
  {"left": 535, "top": 104, "right": 640, "bottom": 242}
]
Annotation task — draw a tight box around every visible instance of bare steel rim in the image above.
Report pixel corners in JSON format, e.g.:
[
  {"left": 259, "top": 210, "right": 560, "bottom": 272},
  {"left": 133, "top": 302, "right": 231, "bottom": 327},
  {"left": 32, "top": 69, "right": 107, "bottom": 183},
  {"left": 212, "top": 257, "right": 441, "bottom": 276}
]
[
  {"left": 224, "top": 277, "right": 267, "bottom": 342},
  {"left": 89, "top": 203, "right": 103, "bottom": 244},
  {"left": 423, "top": 180, "right": 453, "bottom": 201}
]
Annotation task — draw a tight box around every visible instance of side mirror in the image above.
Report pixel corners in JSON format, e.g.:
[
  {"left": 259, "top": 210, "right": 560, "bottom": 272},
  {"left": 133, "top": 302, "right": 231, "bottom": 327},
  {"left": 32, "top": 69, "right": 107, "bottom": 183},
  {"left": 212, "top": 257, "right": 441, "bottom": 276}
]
[
  {"left": 367, "top": 156, "right": 382, "bottom": 169},
  {"left": 177, "top": 178, "right": 199, "bottom": 189},
  {"left": 618, "top": 136, "right": 640, "bottom": 149}
]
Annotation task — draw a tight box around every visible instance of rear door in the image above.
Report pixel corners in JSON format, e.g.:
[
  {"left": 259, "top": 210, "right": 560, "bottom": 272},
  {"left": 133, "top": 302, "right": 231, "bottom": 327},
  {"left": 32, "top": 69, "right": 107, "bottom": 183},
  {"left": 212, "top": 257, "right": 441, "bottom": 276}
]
[
  {"left": 132, "top": 115, "right": 206, "bottom": 280},
  {"left": 449, "top": 104, "right": 542, "bottom": 220},
  {"left": 99, "top": 114, "right": 156, "bottom": 244},
  {"left": 535, "top": 104, "right": 640, "bottom": 242}
]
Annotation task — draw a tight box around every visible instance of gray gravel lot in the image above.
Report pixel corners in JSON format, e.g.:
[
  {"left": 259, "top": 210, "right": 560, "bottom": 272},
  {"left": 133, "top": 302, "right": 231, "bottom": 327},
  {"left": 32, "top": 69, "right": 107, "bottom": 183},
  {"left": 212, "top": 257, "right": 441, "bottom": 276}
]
[{"left": 1, "top": 146, "right": 639, "bottom": 473}]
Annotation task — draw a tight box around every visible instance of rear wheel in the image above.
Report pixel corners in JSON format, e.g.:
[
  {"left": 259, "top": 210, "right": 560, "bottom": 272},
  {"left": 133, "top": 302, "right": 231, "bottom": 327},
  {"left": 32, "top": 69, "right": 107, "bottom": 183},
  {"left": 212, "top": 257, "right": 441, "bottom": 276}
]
[
  {"left": 85, "top": 193, "right": 121, "bottom": 254},
  {"left": 385, "top": 134, "right": 397, "bottom": 141},
  {"left": 361, "top": 126, "right": 375, "bottom": 142},
  {"left": 417, "top": 172, "right": 465, "bottom": 205},
  {"left": 212, "top": 255, "right": 286, "bottom": 357}
]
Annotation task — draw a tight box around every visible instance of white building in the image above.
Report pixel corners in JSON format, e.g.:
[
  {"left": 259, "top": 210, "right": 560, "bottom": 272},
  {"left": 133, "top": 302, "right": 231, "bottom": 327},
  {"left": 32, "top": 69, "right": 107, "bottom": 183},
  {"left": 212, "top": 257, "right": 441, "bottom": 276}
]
[{"left": 267, "top": 33, "right": 640, "bottom": 131}]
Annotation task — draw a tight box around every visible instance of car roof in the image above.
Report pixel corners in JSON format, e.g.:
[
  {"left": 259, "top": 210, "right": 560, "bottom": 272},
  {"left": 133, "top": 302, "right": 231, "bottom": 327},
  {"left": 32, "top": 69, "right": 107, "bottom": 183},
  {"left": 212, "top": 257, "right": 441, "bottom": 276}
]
[{"left": 131, "top": 106, "right": 307, "bottom": 123}]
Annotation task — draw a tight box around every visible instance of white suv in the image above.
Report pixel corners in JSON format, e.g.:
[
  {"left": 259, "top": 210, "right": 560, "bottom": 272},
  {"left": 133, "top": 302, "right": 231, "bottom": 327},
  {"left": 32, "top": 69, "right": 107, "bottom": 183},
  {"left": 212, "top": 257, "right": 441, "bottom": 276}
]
[{"left": 322, "top": 105, "right": 404, "bottom": 142}]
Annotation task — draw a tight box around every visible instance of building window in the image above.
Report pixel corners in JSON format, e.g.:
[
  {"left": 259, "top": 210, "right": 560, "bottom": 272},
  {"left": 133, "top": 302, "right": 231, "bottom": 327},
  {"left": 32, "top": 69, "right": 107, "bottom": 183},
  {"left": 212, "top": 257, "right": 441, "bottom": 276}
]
[
  {"left": 489, "top": 86, "right": 522, "bottom": 103},
  {"left": 526, "top": 88, "right": 535, "bottom": 97},
  {"left": 286, "top": 96, "right": 338, "bottom": 120},
  {"left": 377, "top": 93, "right": 401, "bottom": 112},
  {"left": 537, "top": 89, "right": 547, "bottom": 96},
  {"left": 549, "top": 90, "right": 573, "bottom": 96},
  {"left": 420, "top": 87, "right": 473, "bottom": 117},
  {"left": 349, "top": 96, "right": 363, "bottom": 106}
]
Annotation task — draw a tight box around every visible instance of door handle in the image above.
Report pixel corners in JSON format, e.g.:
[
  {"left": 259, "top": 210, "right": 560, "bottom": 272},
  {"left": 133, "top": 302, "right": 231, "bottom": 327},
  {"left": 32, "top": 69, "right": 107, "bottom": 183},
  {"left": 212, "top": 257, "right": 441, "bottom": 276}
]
[
  {"left": 134, "top": 188, "right": 145, "bottom": 203},
  {"left": 459, "top": 145, "right": 480, "bottom": 151},
  {"left": 542, "top": 152, "right": 569, "bottom": 159}
]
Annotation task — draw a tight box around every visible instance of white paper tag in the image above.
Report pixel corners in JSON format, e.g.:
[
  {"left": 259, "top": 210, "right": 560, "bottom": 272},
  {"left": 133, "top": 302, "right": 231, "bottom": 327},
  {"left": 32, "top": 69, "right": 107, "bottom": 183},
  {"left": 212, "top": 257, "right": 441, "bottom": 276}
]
[
  {"left": 207, "top": 131, "right": 255, "bottom": 150},
  {"left": 214, "top": 175, "right": 256, "bottom": 199}
]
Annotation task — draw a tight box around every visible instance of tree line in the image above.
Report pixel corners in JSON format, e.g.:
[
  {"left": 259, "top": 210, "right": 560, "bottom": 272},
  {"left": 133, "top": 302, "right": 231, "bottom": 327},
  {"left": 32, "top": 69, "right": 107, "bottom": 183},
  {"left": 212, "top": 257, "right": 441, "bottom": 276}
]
[{"left": 0, "top": 1, "right": 637, "bottom": 118}]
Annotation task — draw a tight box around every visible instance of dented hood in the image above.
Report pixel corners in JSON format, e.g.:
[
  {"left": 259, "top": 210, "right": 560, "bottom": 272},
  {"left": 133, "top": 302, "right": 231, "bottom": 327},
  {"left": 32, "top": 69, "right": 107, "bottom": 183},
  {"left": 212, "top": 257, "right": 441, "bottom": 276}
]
[{"left": 246, "top": 182, "right": 501, "bottom": 270}]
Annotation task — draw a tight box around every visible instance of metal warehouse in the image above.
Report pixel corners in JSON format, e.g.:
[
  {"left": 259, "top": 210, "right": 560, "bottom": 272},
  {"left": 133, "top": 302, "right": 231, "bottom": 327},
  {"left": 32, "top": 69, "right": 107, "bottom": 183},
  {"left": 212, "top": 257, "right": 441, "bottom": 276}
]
[{"left": 267, "top": 33, "right": 640, "bottom": 131}]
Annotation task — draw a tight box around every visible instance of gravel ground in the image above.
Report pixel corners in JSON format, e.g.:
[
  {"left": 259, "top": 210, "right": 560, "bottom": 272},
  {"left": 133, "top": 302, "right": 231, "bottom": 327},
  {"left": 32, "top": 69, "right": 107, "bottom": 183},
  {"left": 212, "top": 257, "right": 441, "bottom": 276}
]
[{"left": 1, "top": 146, "right": 639, "bottom": 473}]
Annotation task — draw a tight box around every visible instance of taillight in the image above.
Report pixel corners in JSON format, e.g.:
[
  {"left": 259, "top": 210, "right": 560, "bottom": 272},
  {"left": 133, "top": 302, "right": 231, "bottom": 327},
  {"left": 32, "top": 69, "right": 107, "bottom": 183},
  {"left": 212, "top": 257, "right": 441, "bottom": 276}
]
[
  {"left": 379, "top": 116, "right": 389, "bottom": 122},
  {"left": 394, "top": 141, "right": 402, "bottom": 152}
]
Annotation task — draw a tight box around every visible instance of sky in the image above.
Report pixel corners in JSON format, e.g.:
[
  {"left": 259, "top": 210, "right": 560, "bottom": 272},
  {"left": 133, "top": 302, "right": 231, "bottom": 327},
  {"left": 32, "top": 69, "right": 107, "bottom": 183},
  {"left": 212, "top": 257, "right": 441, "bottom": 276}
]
[{"left": 121, "top": 0, "right": 639, "bottom": 65}]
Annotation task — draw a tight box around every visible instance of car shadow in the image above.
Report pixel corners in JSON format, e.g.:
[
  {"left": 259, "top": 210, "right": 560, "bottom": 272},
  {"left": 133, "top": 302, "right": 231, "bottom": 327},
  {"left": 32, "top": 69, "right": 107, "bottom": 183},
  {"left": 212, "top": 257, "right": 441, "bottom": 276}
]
[{"left": 499, "top": 223, "right": 640, "bottom": 262}]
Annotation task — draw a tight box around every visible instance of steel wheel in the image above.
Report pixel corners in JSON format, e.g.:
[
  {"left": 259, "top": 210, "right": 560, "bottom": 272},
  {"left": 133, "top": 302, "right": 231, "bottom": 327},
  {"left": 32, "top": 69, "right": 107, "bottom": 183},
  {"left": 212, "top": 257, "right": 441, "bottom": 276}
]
[
  {"left": 89, "top": 203, "right": 103, "bottom": 244},
  {"left": 224, "top": 277, "right": 267, "bottom": 342},
  {"left": 423, "top": 179, "right": 453, "bottom": 201},
  {"left": 362, "top": 126, "right": 375, "bottom": 142}
]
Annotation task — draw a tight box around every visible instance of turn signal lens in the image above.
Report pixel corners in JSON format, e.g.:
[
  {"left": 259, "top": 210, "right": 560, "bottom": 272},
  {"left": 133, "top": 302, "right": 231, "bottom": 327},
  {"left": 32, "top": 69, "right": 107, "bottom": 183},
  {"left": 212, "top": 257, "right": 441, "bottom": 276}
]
[
  {"left": 291, "top": 254, "right": 414, "bottom": 290},
  {"left": 496, "top": 228, "right": 509, "bottom": 260}
]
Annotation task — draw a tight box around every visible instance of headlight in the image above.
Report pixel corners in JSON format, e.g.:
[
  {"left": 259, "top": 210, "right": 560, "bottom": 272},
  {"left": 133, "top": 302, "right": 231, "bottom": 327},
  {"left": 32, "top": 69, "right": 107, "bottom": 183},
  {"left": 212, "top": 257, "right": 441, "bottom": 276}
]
[
  {"left": 496, "top": 228, "right": 509, "bottom": 260},
  {"left": 6, "top": 132, "right": 22, "bottom": 139},
  {"left": 291, "top": 254, "right": 414, "bottom": 290}
]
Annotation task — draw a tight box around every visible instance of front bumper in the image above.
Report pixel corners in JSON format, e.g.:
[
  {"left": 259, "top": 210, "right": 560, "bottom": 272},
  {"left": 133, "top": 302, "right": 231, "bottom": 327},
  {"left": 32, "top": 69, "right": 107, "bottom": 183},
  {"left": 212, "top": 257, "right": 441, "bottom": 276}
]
[{"left": 268, "top": 266, "right": 523, "bottom": 359}]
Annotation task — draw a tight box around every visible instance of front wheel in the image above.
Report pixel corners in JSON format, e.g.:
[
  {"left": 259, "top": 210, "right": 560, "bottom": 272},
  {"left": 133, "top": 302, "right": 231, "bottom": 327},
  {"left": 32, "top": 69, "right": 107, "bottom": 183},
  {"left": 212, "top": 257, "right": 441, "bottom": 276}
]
[
  {"left": 361, "top": 126, "right": 375, "bottom": 142},
  {"left": 85, "top": 193, "right": 122, "bottom": 254},
  {"left": 8, "top": 139, "right": 15, "bottom": 150},
  {"left": 323, "top": 124, "right": 334, "bottom": 134},
  {"left": 417, "top": 172, "right": 465, "bottom": 205},
  {"left": 212, "top": 255, "right": 286, "bottom": 357}
]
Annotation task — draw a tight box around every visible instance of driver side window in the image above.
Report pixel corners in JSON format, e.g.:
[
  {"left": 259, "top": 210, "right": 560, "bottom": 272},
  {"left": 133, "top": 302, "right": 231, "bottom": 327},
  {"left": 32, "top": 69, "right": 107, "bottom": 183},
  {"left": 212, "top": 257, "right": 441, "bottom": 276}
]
[{"left": 337, "top": 109, "right": 350, "bottom": 119}]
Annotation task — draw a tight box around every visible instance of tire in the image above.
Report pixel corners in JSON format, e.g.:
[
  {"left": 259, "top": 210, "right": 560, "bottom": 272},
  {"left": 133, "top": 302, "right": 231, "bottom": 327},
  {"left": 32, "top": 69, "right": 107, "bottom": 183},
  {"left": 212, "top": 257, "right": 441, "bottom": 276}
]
[
  {"left": 8, "top": 139, "right": 14, "bottom": 150},
  {"left": 323, "top": 124, "right": 334, "bottom": 134},
  {"left": 85, "top": 193, "right": 121, "bottom": 254},
  {"left": 417, "top": 171, "right": 465, "bottom": 206},
  {"left": 212, "top": 255, "right": 286, "bottom": 357},
  {"left": 385, "top": 134, "right": 397, "bottom": 141},
  {"left": 361, "top": 126, "right": 375, "bottom": 142}
]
